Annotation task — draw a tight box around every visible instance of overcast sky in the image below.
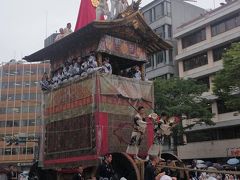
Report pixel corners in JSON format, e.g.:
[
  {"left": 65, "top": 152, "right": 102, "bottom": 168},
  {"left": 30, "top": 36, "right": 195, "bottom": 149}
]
[{"left": 0, "top": 0, "right": 224, "bottom": 63}]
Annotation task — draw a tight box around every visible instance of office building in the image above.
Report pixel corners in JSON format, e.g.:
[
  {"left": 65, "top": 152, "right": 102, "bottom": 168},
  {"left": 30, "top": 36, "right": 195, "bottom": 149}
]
[
  {"left": 174, "top": 0, "right": 240, "bottom": 160},
  {"left": 141, "top": 0, "right": 205, "bottom": 80},
  {"left": 0, "top": 60, "right": 50, "bottom": 168}
]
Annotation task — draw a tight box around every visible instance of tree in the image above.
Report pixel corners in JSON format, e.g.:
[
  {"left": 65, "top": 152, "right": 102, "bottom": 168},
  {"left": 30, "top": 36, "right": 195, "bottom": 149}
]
[
  {"left": 213, "top": 42, "right": 240, "bottom": 111},
  {"left": 154, "top": 78, "right": 214, "bottom": 144}
]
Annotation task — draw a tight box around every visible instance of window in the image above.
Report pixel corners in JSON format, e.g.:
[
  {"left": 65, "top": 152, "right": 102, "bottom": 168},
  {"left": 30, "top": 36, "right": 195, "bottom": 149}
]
[
  {"left": 217, "top": 100, "right": 238, "bottom": 114},
  {"left": 197, "top": 76, "right": 210, "bottom": 89},
  {"left": 182, "top": 29, "right": 206, "bottom": 48},
  {"left": 14, "top": 121, "right": 20, "bottom": 127},
  {"left": 28, "top": 120, "right": 36, "bottom": 126},
  {"left": 212, "top": 44, "right": 231, "bottom": 61},
  {"left": 0, "top": 121, "right": 6, "bottom": 127},
  {"left": 27, "top": 147, "right": 34, "bottom": 154},
  {"left": 143, "top": 10, "right": 152, "bottom": 24},
  {"left": 146, "top": 55, "right": 154, "bottom": 68},
  {"left": 183, "top": 53, "right": 208, "bottom": 71},
  {"left": 167, "top": 24, "right": 172, "bottom": 38},
  {"left": 165, "top": 1, "right": 171, "bottom": 17},
  {"left": 156, "top": 51, "right": 166, "bottom": 64},
  {"left": 0, "top": 108, "right": 6, "bottom": 114},
  {"left": 211, "top": 13, "right": 240, "bottom": 36},
  {"left": 4, "top": 148, "right": 11, "bottom": 155},
  {"left": 6, "top": 121, "right": 13, "bottom": 127},
  {"left": 154, "top": 3, "right": 164, "bottom": 20},
  {"left": 155, "top": 26, "right": 165, "bottom": 38},
  {"left": 169, "top": 49, "right": 173, "bottom": 64}
]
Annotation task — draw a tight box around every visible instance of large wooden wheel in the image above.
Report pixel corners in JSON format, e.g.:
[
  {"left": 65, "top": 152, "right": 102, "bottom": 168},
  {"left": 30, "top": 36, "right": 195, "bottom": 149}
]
[{"left": 111, "top": 152, "right": 141, "bottom": 180}]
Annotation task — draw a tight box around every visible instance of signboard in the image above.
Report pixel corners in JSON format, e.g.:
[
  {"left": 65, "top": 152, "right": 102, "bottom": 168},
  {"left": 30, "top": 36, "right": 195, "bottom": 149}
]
[{"left": 227, "top": 147, "right": 240, "bottom": 157}]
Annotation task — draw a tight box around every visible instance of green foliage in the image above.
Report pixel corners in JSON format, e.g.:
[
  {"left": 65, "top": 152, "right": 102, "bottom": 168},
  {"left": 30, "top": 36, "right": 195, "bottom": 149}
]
[
  {"left": 213, "top": 42, "right": 240, "bottom": 110},
  {"left": 154, "top": 78, "right": 214, "bottom": 126},
  {"left": 154, "top": 78, "right": 214, "bottom": 144}
]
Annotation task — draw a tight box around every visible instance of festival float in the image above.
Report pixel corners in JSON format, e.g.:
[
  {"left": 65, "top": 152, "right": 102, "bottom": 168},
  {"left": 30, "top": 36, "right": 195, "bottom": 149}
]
[{"left": 23, "top": 0, "right": 178, "bottom": 179}]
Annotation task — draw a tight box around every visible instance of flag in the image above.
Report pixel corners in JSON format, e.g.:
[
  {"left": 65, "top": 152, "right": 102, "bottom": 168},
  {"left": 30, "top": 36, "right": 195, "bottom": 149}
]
[{"left": 74, "top": 0, "right": 97, "bottom": 31}]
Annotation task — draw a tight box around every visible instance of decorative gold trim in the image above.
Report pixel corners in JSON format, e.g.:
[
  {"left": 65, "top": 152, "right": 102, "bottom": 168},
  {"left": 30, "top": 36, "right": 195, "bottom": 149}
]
[{"left": 91, "top": 0, "right": 99, "bottom": 7}]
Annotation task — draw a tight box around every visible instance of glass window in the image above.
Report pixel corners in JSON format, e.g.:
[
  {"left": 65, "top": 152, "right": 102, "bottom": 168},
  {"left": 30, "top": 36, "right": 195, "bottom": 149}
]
[
  {"left": 226, "top": 18, "right": 236, "bottom": 31},
  {"left": 29, "top": 120, "right": 36, "bottom": 126},
  {"left": 169, "top": 49, "right": 173, "bottom": 64},
  {"left": 21, "top": 120, "right": 28, "bottom": 127},
  {"left": 217, "top": 100, "right": 238, "bottom": 114},
  {"left": 143, "top": 10, "right": 152, "bottom": 24},
  {"left": 211, "top": 13, "right": 240, "bottom": 36},
  {"left": 197, "top": 76, "right": 210, "bottom": 89},
  {"left": 183, "top": 53, "right": 208, "bottom": 71},
  {"left": 155, "top": 26, "right": 165, "bottom": 38},
  {"left": 0, "top": 148, "right": 3, "bottom": 155},
  {"left": 4, "top": 148, "right": 11, "bottom": 155},
  {"left": 212, "top": 44, "right": 231, "bottom": 62},
  {"left": 36, "top": 119, "right": 42, "bottom": 125},
  {"left": 0, "top": 95, "right": 8, "bottom": 101},
  {"left": 6, "top": 121, "right": 13, "bottom": 127},
  {"left": 156, "top": 51, "right": 166, "bottom": 64},
  {"left": 27, "top": 147, "right": 33, "bottom": 154},
  {"left": 0, "top": 108, "right": 6, "bottom": 114},
  {"left": 22, "top": 107, "right": 29, "bottom": 113},
  {"left": 0, "top": 121, "right": 6, "bottom": 127},
  {"left": 167, "top": 24, "right": 172, "bottom": 38},
  {"left": 165, "top": 1, "right": 171, "bottom": 17},
  {"left": 14, "top": 121, "right": 20, "bottom": 127},
  {"left": 154, "top": 3, "right": 164, "bottom": 20},
  {"left": 182, "top": 29, "right": 206, "bottom": 48},
  {"left": 12, "top": 148, "right": 17, "bottom": 155},
  {"left": 146, "top": 55, "right": 154, "bottom": 68}
]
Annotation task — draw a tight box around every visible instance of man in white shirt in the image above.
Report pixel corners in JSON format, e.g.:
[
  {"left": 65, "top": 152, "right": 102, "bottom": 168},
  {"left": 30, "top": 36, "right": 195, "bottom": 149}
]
[
  {"left": 64, "top": 23, "right": 73, "bottom": 35},
  {"left": 54, "top": 28, "right": 65, "bottom": 42}
]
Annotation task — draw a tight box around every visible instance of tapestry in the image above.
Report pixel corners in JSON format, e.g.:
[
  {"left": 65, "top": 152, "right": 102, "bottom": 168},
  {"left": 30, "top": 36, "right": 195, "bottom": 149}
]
[{"left": 97, "top": 35, "right": 147, "bottom": 61}]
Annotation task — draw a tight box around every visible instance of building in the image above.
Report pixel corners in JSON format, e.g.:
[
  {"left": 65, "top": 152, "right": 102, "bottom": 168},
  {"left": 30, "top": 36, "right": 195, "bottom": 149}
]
[
  {"left": 0, "top": 60, "right": 50, "bottom": 168},
  {"left": 141, "top": 0, "right": 205, "bottom": 80},
  {"left": 174, "top": 0, "right": 240, "bottom": 160},
  {"left": 44, "top": 33, "right": 58, "bottom": 47}
]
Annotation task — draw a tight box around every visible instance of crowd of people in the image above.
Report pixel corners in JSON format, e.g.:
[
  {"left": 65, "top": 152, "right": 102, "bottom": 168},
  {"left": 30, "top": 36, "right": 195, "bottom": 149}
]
[
  {"left": 39, "top": 53, "right": 113, "bottom": 91},
  {"left": 40, "top": 53, "right": 143, "bottom": 91},
  {"left": 54, "top": 23, "right": 73, "bottom": 42}
]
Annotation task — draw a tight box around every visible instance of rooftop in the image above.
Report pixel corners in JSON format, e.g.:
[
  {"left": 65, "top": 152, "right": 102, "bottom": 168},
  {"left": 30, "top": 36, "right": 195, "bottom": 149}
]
[{"left": 24, "top": 12, "right": 172, "bottom": 62}]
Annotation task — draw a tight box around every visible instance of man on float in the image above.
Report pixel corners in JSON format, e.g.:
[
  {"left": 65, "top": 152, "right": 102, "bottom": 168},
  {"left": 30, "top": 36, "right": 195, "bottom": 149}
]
[
  {"left": 126, "top": 106, "right": 147, "bottom": 159},
  {"left": 147, "top": 112, "right": 168, "bottom": 161}
]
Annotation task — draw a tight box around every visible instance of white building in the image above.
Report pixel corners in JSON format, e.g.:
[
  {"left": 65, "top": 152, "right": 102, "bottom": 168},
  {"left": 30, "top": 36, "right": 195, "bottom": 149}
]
[
  {"left": 141, "top": 0, "right": 205, "bottom": 80},
  {"left": 174, "top": 0, "right": 240, "bottom": 160}
]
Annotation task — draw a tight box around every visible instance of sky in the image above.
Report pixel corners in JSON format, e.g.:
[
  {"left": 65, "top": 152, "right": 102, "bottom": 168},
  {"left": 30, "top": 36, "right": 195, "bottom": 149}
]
[{"left": 0, "top": 0, "right": 224, "bottom": 63}]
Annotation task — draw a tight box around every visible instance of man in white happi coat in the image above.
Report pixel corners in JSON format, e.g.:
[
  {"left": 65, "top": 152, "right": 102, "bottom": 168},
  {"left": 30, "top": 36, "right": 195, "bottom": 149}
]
[
  {"left": 126, "top": 106, "right": 147, "bottom": 158},
  {"left": 147, "top": 112, "right": 168, "bottom": 160}
]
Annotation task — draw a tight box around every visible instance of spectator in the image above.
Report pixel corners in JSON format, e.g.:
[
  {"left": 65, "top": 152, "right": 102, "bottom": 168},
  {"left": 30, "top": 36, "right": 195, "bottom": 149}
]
[
  {"left": 81, "top": 58, "right": 88, "bottom": 76},
  {"left": 6, "top": 165, "right": 17, "bottom": 180},
  {"left": 127, "top": 67, "right": 135, "bottom": 78},
  {"left": 144, "top": 155, "right": 164, "bottom": 180},
  {"left": 87, "top": 53, "right": 98, "bottom": 74},
  {"left": 54, "top": 28, "right": 65, "bottom": 42},
  {"left": 64, "top": 23, "right": 73, "bottom": 35},
  {"left": 133, "top": 65, "right": 141, "bottom": 80},
  {"left": 40, "top": 72, "right": 50, "bottom": 91},
  {"left": 97, "top": 154, "right": 114, "bottom": 180},
  {"left": 101, "top": 57, "right": 112, "bottom": 74},
  {"left": 72, "top": 165, "right": 84, "bottom": 180}
]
